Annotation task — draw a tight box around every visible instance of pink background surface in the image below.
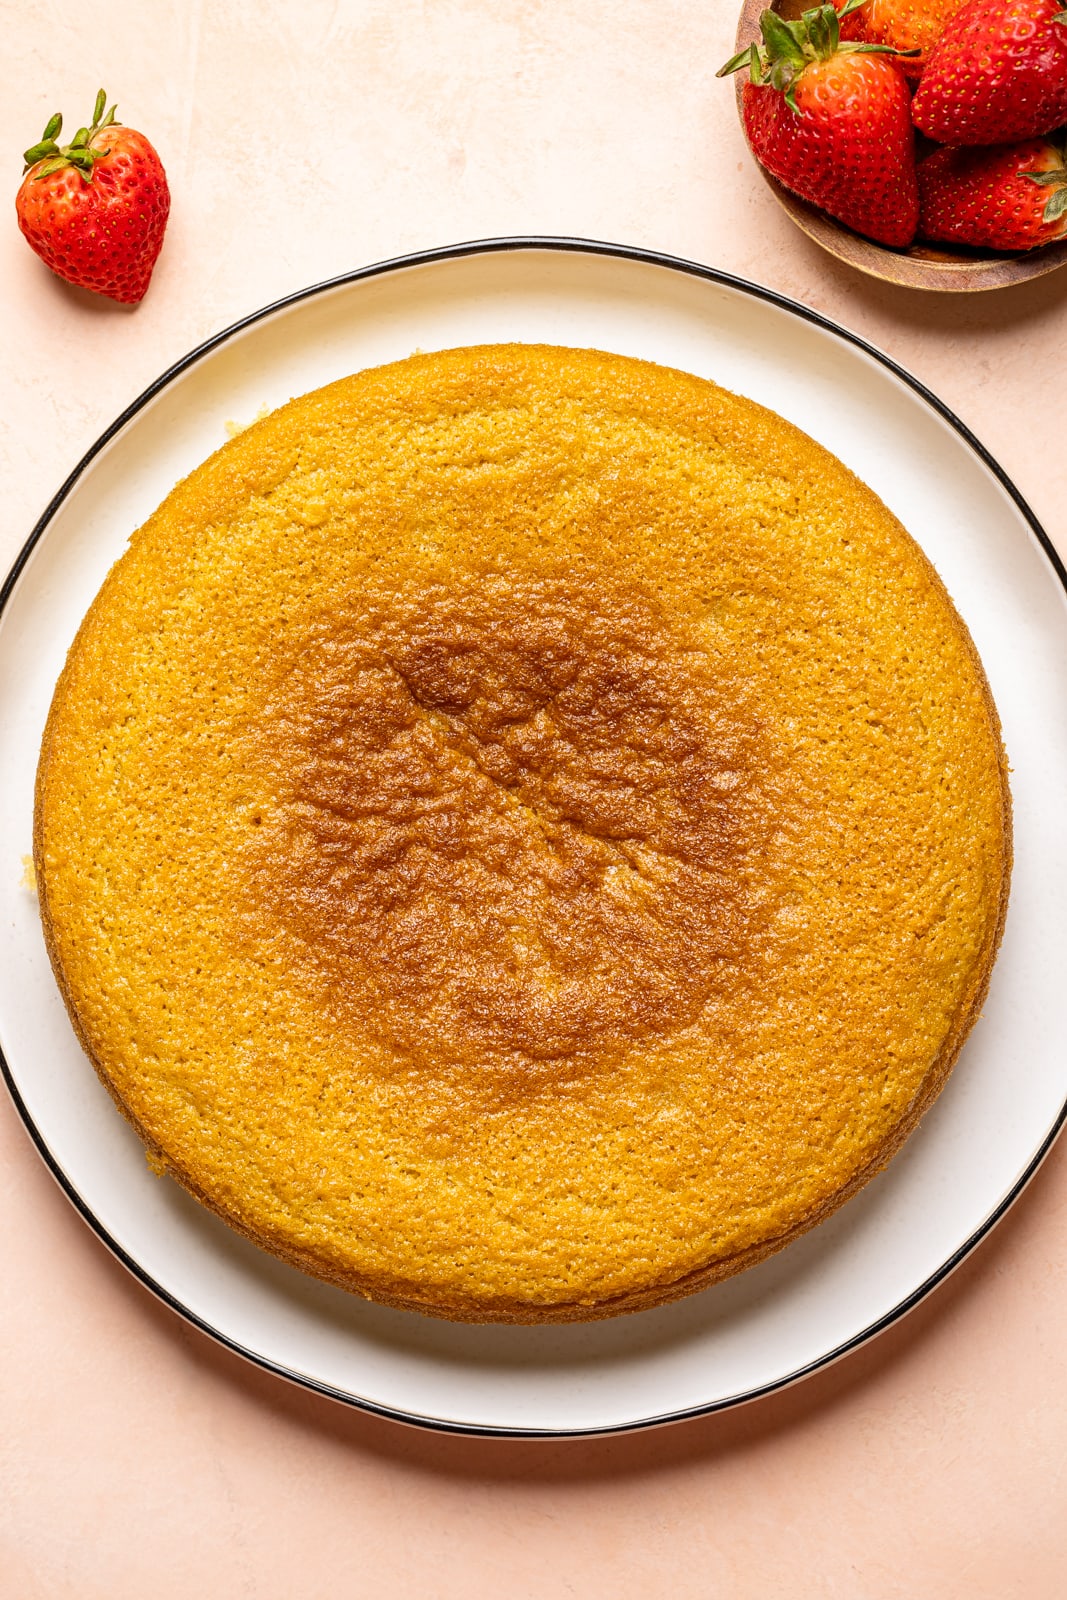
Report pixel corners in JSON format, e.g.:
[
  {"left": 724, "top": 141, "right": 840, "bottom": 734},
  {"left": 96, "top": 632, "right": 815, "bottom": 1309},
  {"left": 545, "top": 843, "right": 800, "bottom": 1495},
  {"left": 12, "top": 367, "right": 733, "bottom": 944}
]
[{"left": 3, "top": 3, "right": 1066, "bottom": 1593}]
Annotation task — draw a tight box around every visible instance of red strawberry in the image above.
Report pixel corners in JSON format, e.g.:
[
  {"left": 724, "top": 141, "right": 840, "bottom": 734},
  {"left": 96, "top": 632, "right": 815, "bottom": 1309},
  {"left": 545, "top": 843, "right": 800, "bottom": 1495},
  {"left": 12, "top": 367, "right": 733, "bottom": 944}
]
[
  {"left": 834, "top": 0, "right": 967, "bottom": 77},
  {"left": 918, "top": 138, "right": 1067, "bottom": 248},
  {"left": 16, "top": 89, "right": 170, "bottom": 304},
  {"left": 718, "top": 2, "right": 919, "bottom": 247},
  {"left": 912, "top": 0, "right": 1067, "bottom": 143}
]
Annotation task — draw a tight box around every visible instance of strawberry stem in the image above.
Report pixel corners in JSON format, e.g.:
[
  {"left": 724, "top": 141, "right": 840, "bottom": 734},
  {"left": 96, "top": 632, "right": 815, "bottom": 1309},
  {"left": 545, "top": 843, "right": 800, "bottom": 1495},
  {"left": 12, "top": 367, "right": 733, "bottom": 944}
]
[
  {"left": 716, "top": 2, "right": 915, "bottom": 103},
  {"left": 21, "top": 88, "right": 120, "bottom": 178}
]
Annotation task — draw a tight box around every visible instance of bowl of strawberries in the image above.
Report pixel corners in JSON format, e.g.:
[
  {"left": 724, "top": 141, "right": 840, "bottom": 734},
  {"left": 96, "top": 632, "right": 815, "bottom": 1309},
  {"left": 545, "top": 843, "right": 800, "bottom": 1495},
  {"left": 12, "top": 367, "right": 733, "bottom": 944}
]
[{"left": 721, "top": 0, "right": 1067, "bottom": 289}]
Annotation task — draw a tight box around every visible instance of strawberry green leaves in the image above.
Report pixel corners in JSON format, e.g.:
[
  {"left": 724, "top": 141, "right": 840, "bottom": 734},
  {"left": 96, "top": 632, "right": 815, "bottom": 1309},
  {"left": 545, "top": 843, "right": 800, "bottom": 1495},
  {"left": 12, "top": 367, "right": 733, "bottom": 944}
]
[
  {"left": 22, "top": 89, "right": 119, "bottom": 181},
  {"left": 718, "top": 2, "right": 911, "bottom": 112}
]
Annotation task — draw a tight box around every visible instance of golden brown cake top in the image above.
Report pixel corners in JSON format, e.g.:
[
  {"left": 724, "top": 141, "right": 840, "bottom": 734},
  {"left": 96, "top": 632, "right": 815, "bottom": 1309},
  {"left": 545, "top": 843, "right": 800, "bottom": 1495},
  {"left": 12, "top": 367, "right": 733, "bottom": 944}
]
[{"left": 35, "top": 344, "right": 1010, "bottom": 1321}]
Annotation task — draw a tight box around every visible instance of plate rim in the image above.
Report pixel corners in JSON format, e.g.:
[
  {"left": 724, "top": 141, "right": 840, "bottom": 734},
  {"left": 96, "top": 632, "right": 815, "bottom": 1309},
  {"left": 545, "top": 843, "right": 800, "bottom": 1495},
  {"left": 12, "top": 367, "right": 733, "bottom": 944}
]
[{"left": 3, "top": 233, "right": 1066, "bottom": 1440}]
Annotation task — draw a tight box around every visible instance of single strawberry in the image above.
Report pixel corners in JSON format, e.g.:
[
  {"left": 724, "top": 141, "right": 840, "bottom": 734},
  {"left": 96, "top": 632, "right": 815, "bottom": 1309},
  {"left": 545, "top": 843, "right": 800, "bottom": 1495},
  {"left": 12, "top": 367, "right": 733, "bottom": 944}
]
[
  {"left": 911, "top": 0, "right": 1067, "bottom": 143},
  {"left": 16, "top": 90, "right": 170, "bottom": 304},
  {"left": 718, "top": 1, "right": 919, "bottom": 247},
  {"left": 918, "top": 137, "right": 1067, "bottom": 248},
  {"left": 834, "top": 0, "right": 966, "bottom": 77}
]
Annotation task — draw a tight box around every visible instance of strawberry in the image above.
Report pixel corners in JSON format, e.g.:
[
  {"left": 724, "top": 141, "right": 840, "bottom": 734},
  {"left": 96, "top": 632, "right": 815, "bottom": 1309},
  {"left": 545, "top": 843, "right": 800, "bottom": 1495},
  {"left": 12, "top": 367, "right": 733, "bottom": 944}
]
[
  {"left": 918, "top": 138, "right": 1067, "bottom": 248},
  {"left": 16, "top": 89, "right": 170, "bottom": 304},
  {"left": 834, "top": 0, "right": 966, "bottom": 77},
  {"left": 718, "top": 1, "right": 919, "bottom": 247},
  {"left": 911, "top": 0, "right": 1067, "bottom": 144}
]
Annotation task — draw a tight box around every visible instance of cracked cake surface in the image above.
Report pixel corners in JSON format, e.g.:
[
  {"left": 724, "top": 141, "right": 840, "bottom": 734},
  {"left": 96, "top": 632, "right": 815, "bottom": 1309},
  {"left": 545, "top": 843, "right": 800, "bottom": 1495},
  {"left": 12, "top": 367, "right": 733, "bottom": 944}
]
[{"left": 34, "top": 344, "right": 1011, "bottom": 1321}]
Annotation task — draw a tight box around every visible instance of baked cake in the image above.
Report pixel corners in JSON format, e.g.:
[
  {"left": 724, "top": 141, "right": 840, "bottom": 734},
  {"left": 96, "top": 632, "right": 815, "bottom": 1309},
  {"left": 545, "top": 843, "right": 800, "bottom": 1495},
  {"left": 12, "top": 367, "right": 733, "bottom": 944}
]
[{"left": 34, "top": 344, "right": 1011, "bottom": 1322}]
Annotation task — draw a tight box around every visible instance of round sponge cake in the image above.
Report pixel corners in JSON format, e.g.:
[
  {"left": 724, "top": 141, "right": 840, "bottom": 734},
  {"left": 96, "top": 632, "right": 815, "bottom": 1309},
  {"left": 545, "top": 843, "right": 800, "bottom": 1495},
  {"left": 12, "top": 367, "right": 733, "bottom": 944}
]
[{"left": 34, "top": 344, "right": 1011, "bottom": 1322}]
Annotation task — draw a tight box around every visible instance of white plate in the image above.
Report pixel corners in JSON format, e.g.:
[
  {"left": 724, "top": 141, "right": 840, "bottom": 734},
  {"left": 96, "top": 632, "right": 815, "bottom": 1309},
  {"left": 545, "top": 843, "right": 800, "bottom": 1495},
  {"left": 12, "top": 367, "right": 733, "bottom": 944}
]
[{"left": 3, "top": 239, "right": 1066, "bottom": 1437}]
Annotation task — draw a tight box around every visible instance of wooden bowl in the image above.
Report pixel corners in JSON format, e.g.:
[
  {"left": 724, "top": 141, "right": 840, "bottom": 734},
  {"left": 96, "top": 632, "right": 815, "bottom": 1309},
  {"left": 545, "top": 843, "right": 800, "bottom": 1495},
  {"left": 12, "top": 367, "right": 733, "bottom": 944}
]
[{"left": 734, "top": 0, "right": 1067, "bottom": 290}]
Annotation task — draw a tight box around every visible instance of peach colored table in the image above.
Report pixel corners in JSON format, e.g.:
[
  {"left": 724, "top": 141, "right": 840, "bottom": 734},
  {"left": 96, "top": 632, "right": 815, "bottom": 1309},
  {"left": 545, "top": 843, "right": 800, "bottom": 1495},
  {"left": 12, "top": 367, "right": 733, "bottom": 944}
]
[{"left": 3, "top": 4, "right": 1066, "bottom": 1594}]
